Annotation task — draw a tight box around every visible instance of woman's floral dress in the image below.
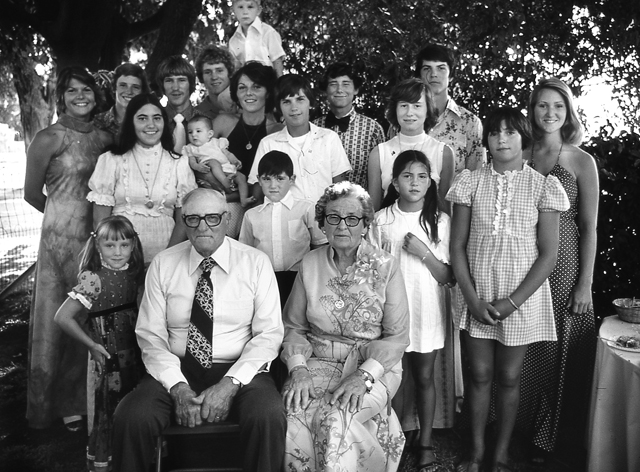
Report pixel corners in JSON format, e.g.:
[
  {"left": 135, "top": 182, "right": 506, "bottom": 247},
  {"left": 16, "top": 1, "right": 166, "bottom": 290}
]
[{"left": 282, "top": 240, "right": 409, "bottom": 472}]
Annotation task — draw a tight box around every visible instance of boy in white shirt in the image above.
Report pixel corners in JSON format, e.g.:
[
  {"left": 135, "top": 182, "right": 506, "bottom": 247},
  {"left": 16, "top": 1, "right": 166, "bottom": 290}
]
[
  {"left": 184, "top": 115, "right": 254, "bottom": 207},
  {"left": 228, "top": 0, "right": 286, "bottom": 76},
  {"left": 239, "top": 150, "right": 326, "bottom": 306}
]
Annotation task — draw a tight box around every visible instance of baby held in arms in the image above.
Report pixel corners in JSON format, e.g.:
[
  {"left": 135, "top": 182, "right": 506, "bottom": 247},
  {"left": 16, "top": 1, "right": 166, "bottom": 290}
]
[{"left": 184, "top": 115, "right": 255, "bottom": 207}]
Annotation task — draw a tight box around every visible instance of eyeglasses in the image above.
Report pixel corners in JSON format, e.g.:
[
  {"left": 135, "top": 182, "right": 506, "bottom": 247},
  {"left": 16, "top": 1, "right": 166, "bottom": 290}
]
[
  {"left": 182, "top": 212, "right": 228, "bottom": 228},
  {"left": 324, "top": 214, "right": 364, "bottom": 227}
]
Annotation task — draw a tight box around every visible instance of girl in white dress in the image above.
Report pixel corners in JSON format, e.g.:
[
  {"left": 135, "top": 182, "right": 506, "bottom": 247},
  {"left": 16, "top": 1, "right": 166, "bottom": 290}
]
[{"left": 369, "top": 150, "right": 454, "bottom": 471}]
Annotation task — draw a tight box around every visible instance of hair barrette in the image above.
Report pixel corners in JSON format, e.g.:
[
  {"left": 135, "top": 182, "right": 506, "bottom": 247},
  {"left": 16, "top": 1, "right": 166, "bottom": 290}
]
[{"left": 90, "top": 231, "right": 97, "bottom": 238}]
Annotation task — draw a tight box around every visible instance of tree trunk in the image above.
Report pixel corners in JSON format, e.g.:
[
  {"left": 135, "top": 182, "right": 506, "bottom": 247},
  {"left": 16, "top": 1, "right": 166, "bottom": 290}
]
[{"left": 145, "top": 0, "right": 204, "bottom": 94}]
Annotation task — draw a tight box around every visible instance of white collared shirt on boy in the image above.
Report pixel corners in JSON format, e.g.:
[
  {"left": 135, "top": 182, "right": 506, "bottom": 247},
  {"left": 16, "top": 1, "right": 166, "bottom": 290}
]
[
  {"left": 248, "top": 123, "right": 352, "bottom": 203},
  {"left": 239, "top": 190, "right": 326, "bottom": 272},
  {"left": 228, "top": 17, "right": 286, "bottom": 69}
]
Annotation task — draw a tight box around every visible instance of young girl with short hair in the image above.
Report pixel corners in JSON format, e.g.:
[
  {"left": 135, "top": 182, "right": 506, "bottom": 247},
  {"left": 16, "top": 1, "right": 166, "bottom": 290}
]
[
  {"left": 446, "top": 108, "right": 569, "bottom": 472},
  {"left": 55, "top": 215, "right": 145, "bottom": 472}
]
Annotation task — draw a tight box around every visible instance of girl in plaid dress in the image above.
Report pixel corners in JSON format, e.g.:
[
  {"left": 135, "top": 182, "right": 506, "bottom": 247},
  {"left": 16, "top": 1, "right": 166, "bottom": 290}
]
[{"left": 446, "top": 108, "right": 568, "bottom": 472}]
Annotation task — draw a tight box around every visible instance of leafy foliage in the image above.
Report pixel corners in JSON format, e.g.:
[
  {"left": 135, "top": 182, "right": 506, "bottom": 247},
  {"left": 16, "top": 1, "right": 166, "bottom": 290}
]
[{"left": 584, "top": 131, "right": 640, "bottom": 313}]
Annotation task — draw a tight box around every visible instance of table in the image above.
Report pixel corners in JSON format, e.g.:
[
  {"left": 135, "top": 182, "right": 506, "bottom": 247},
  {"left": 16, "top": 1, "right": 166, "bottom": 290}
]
[{"left": 587, "top": 315, "right": 640, "bottom": 472}]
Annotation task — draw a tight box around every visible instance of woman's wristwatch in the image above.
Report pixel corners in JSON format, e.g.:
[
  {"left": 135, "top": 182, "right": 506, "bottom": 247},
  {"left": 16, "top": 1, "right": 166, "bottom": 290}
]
[{"left": 357, "top": 368, "right": 374, "bottom": 393}]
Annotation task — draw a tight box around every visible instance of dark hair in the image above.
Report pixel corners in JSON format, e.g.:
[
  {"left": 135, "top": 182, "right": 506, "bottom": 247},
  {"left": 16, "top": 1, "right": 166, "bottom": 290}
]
[
  {"left": 115, "top": 93, "right": 175, "bottom": 155},
  {"left": 55, "top": 66, "right": 105, "bottom": 118},
  {"left": 156, "top": 55, "right": 196, "bottom": 95},
  {"left": 414, "top": 44, "right": 456, "bottom": 79},
  {"left": 188, "top": 114, "right": 213, "bottom": 130},
  {"left": 385, "top": 78, "right": 437, "bottom": 131},
  {"left": 482, "top": 107, "right": 532, "bottom": 157},
  {"left": 258, "top": 150, "right": 294, "bottom": 177},
  {"left": 528, "top": 78, "right": 584, "bottom": 145},
  {"left": 112, "top": 63, "right": 150, "bottom": 95},
  {"left": 380, "top": 150, "right": 440, "bottom": 243},
  {"left": 274, "top": 74, "right": 316, "bottom": 114},
  {"left": 78, "top": 215, "right": 145, "bottom": 284},
  {"left": 195, "top": 46, "right": 235, "bottom": 82},
  {"left": 230, "top": 62, "right": 278, "bottom": 111},
  {"left": 315, "top": 182, "right": 374, "bottom": 229},
  {"left": 319, "top": 62, "right": 362, "bottom": 91}
]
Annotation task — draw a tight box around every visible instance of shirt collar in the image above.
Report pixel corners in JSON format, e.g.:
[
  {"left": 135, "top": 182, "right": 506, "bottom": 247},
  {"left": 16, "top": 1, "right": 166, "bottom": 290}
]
[
  {"left": 444, "top": 98, "right": 462, "bottom": 118},
  {"left": 234, "top": 16, "right": 263, "bottom": 37},
  {"left": 277, "top": 121, "right": 319, "bottom": 143},
  {"left": 165, "top": 103, "right": 195, "bottom": 123},
  {"left": 259, "top": 190, "right": 294, "bottom": 211},
  {"left": 188, "top": 237, "right": 231, "bottom": 276}
]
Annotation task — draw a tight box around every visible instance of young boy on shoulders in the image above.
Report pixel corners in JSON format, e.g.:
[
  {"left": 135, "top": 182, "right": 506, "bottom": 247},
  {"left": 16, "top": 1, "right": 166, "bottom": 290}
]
[
  {"left": 229, "top": 0, "right": 286, "bottom": 77},
  {"left": 248, "top": 74, "right": 351, "bottom": 204},
  {"left": 239, "top": 150, "right": 326, "bottom": 306}
]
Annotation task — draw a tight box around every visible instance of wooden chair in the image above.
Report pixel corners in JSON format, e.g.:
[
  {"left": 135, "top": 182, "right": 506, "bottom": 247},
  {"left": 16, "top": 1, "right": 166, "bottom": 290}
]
[{"left": 155, "top": 422, "right": 242, "bottom": 472}]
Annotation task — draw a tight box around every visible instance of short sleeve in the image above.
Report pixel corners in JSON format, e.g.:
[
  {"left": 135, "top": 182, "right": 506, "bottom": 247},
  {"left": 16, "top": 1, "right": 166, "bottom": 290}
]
[
  {"left": 263, "top": 25, "right": 286, "bottom": 61},
  {"left": 446, "top": 169, "right": 473, "bottom": 206},
  {"left": 87, "top": 152, "right": 118, "bottom": 206},
  {"left": 328, "top": 132, "right": 352, "bottom": 178},
  {"left": 218, "top": 137, "right": 229, "bottom": 150},
  {"left": 174, "top": 155, "right": 198, "bottom": 208},
  {"left": 68, "top": 271, "right": 102, "bottom": 309},
  {"left": 538, "top": 174, "right": 570, "bottom": 212}
]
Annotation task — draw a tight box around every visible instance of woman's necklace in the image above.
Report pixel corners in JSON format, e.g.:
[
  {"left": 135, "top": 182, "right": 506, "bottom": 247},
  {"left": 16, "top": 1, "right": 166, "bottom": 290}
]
[
  {"left": 241, "top": 116, "right": 265, "bottom": 150},
  {"left": 131, "top": 148, "right": 162, "bottom": 209}
]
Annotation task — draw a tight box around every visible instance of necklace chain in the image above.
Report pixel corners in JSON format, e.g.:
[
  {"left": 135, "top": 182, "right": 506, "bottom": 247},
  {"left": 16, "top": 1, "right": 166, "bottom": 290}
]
[
  {"left": 240, "top": 116, "right": 265, "bottom": 150},
  {"left": 131, "top": 148, "right": 163, "bottom": 209}
]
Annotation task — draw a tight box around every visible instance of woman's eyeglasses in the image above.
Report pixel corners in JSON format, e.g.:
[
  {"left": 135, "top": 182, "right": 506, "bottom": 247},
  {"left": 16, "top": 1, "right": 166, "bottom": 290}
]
[
  {"left": 324, "top": 214, "right": 364, "bottom": 227},
  {"left": 182, "top": 212, "right": 228, "bottom": 228}
]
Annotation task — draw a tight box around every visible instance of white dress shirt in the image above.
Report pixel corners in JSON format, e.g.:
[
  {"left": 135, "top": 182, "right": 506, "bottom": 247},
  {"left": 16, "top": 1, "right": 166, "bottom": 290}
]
[
  {"left": 136, "top": 238, "right": 284, "bottom": 391},
  {"left": 239, "top": 191, "right": 326, "bottom": 271},
  {"left": 248, "top": 123, "right": 352, "bottom": 203}
]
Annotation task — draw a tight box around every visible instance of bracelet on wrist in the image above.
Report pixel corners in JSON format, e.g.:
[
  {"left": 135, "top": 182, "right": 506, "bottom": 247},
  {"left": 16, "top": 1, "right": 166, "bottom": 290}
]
[
  {"left": 507, "top": 296, "right": 519, "bottom": 310},
  {"left": 421, "top": 253, "right": 429, "bottom": 263},
  {"left": 290, "top": 365, "right": 309, "bottom": 374}
]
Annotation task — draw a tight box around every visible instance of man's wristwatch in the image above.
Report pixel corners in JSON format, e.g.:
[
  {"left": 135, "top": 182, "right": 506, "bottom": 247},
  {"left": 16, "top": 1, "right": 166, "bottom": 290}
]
[
  {"left": 357, "top": 368, "right": 374, "bottom": 393},
  {"left": 227, "top": 376, "right": 243, "bottom": 388}
]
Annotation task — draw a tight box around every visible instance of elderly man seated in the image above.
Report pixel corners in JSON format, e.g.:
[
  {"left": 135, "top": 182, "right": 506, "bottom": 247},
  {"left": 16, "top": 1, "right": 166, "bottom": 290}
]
[{"left": 112, "top": 188, "right": 285, "bottom": 472}]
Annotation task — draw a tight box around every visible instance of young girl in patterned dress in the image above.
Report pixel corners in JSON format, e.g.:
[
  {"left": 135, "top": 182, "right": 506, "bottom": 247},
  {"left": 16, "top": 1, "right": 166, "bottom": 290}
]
[
  {"left": 370, "top": 150, "right": 454, "bottom": 471},
  {"left": 55, "top": 215, "right": 145, "bottom": 472},
  {"left": 446, "top": 108, "right": 569, "bottom": 472}
]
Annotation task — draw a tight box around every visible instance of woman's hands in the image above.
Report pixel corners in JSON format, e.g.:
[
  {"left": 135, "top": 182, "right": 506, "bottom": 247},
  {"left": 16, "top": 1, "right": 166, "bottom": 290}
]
[
  {"left": 568, "top": 282, "right": 593, "bottom": 315},
  {"left": 89, "top": 342, "right": 111, "bottom": 376},
  {"left": 282, "top": 366, "right": 316, "bottom": 413},
  {"left": 490, "top": 298, "right": 516, "bottom": 322},
  {"left": 329, "top": 372, "right": 368, "bottom": 413}
]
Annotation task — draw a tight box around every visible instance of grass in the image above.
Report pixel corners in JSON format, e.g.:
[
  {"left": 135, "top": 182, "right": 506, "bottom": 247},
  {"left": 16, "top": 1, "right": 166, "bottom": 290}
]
[{"left": 0, "top": 289, "right": 587, "bottom": 471}]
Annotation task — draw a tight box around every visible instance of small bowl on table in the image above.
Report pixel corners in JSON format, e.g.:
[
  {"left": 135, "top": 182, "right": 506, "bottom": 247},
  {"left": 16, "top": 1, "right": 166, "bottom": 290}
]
[{"left": 613, "top": 298, "right": 640, "bottom": 324}]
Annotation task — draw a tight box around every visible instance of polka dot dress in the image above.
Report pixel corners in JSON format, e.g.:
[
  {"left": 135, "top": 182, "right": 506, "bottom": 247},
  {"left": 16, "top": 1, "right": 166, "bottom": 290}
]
[{"left": 517, "top": 163, "right": 597, "bottom": 452}]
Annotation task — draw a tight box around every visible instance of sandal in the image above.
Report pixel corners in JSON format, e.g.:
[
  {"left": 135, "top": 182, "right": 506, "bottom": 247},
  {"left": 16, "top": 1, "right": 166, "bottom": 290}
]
[
  {"left": 415, "top": 445, "right": 441, "bottom": 471},
  {"left": 456, "top": 458, "right": 483, "bottom": 472},
  {"left": 490, "top": 462, "right": 513, "bottom": 472}
]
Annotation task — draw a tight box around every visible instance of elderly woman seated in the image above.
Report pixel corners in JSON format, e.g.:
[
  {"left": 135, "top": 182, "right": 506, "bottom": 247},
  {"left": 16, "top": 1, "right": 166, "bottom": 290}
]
[{"left": 281, "top": 181, "right": 410, "bottom": 471}]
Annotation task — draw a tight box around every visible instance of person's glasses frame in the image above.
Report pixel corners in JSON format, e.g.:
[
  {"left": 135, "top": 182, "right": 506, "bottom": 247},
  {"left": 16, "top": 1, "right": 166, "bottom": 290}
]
[
  {"left": 324, "top": 214, "right": 364, "bottom": 227},
  {"left": 182, "top": 212, "right": 228, "bottom": 228}
]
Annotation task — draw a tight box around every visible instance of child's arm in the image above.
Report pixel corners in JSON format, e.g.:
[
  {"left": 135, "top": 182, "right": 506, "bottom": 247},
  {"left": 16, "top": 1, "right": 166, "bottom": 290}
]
[
  {"left": 450, "top": 204, "right": 500, "bottom": 325},
  {"left": 54, "top": 298, "right": 111, "bottom": 374},
  {"left": 188, "top": 153, "right": 210, "bottom": 174},
  {"left": 403, "top": 232, "right": 453, "bottom": 285},
  {"left": 222, "top": 148, "right": 242, "bottom": 169},
  {"left": 272, "top": 56, "right": 284, "bottom": 77},
  {"left": 491, "top": 211, "right": 560, "bottom": 321},
  {"left": 367, "top": 146, "right": 383, "bottom": 210}
]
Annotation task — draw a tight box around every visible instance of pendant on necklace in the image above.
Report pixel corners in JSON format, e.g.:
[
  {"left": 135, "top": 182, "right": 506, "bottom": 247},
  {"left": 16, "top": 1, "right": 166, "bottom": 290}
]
[
  {"left": 246, "top": 143, "right": 252, "bottom": 150},
  {"left": 145, "top": 200, "right": 154, "bottom": 209}
]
